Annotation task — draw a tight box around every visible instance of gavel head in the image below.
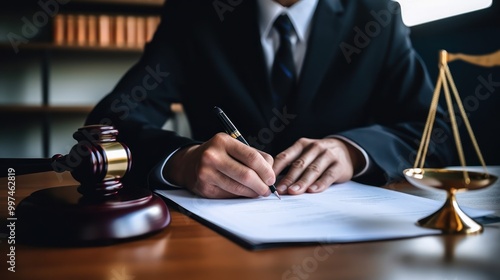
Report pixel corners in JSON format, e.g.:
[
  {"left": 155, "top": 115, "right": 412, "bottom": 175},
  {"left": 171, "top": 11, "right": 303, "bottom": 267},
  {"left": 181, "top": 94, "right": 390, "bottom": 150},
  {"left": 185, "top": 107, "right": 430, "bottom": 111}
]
[{"left": 51, "top": 125, "right": 132, "bottom": 197}]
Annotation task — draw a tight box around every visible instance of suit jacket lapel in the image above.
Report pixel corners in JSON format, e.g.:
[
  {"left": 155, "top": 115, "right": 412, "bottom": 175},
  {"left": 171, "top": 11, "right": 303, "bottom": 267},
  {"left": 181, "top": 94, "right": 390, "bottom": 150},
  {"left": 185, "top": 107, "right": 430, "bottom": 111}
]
[
  {"left": 217, "top": 0, "right": 346, "bottom": 123},
  {"left": 293, "top": 0, "right": 345, "bottom": 113}
]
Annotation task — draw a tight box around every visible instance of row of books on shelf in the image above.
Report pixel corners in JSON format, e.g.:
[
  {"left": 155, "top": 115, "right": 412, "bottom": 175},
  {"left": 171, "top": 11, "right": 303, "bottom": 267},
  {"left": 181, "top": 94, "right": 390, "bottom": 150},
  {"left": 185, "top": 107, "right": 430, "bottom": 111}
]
[{"left": 53, "top": 14, "right": 161, "bottom": 48}]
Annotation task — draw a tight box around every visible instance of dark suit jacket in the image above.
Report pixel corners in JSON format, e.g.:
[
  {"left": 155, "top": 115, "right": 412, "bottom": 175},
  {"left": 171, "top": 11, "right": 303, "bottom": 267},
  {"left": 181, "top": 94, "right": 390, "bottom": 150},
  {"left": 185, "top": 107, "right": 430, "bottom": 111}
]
[{"left": 86, "top": 0, "right": 455, "bottom": 188}]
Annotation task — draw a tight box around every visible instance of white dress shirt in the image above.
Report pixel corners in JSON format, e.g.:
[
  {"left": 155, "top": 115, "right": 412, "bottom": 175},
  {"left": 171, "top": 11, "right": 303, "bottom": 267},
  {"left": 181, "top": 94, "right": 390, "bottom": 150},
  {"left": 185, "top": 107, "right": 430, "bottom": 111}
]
[
  {"left": 257, "top": 0, "right": 370, "bottom": 177},
  {"left": 160, "top": 0, "right": 370, "bottom": 186},
  {"left": 257, "top": 0, "right": 318, "bottom": 78}
]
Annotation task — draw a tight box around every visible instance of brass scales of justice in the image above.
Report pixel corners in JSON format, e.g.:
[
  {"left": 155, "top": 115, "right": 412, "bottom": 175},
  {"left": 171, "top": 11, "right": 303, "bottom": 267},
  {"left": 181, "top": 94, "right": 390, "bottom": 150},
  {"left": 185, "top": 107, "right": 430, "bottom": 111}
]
[{"left": 404, "top": 49, "right": 499, "bottom": 234}]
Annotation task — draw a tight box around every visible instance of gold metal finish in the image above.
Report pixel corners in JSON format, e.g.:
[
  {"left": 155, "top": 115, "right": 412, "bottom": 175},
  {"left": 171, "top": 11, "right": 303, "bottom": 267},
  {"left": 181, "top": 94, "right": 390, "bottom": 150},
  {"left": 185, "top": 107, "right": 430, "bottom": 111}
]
[
  {"left": 405, "top": 49, "right": 498, "bottom": 234},
  {"left": 101, "top": 142, "right": 129, "bottom": 180},
  {"left": 447, "top": 50, "right": 500, "bottom": 67},
  {"left": 404, "top": 168, "right": 497, "bottom": 234},
  {"left": 230, "top": 131, "right": 242, "bottom": 139}
]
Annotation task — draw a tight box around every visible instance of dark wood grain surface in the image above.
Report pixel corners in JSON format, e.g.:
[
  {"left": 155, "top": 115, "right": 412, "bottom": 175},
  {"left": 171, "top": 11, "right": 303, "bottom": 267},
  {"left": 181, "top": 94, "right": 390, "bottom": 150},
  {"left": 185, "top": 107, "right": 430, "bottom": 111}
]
[{"left": 1, "top": 168, "right": 499, "bottom": 280}]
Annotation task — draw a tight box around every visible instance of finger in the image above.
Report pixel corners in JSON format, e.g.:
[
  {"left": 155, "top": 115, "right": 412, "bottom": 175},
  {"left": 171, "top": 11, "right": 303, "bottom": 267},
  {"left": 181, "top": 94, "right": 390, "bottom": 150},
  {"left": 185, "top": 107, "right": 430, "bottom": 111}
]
[
  {"left": 219, "top": 163, "right": 272, "bottom": 197},
  {"left": 195, "top": 164, "right": 262, "bottom": 198},
  {"left": 205, "top": 133, "right": 272, "bottom": 194},
  {"left": 277, "top": 145, "right": 320, "bottom": 194},
  {"left": 213, "top": 169, "right": 263, "bottom": 198},
  {"left": 306, "top": 144, "right": 355, "bottom": 193},
  {"left": 273, "top": 140, "right": 306, "bottom": 176},
  {"left": 274, "top": 140, "right": 311, "bottom": 194},
  {"left": 197, "top": 134, "right": 269, "bottom": 197},
  {"left": 307, "top": 164, "right": 343, "bottom": 193},
  {"left": 227, "top": 140, "right": 276, "bottom": 188},
  {"left": 286, "top": 151, "right": 331, "bottom": 195},
  {"left": 258, "top": 150, "right": 274, "bottom": 167}
]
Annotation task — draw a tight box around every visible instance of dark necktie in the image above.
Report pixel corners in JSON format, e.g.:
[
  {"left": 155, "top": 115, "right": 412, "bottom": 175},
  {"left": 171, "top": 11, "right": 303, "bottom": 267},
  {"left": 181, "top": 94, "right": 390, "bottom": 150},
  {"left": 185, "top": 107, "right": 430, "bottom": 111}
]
[{"left": 271, "top": 14, "right": 296, "bottom": 109}]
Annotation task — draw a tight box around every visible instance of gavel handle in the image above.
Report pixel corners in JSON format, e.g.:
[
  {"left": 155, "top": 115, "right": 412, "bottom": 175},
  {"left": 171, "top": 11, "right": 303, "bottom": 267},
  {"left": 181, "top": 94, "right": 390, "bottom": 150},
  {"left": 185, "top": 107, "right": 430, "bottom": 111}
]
[{"left": 0, "top": 158, "right": 58, "bottom": 176}]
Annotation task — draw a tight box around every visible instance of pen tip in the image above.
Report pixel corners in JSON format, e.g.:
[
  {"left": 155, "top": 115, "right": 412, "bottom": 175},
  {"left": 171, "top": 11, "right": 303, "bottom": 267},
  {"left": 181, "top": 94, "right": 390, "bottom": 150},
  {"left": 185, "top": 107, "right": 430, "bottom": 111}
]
[{"left": 274, "top": 192, "right": 281, "bottom": 200}]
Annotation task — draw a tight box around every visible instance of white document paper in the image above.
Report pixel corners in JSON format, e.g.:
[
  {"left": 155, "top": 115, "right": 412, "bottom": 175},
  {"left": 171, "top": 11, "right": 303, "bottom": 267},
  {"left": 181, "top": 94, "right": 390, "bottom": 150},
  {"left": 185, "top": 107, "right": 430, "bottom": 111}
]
[{"left": 155, "top": 181, "right": 492, "bottom": 249}]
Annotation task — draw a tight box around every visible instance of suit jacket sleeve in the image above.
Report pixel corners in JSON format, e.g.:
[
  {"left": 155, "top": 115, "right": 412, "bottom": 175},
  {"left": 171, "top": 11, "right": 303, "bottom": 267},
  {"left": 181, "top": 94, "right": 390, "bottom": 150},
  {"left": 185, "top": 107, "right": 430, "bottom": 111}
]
[
  {"left": 337, "top": 4, "right": 454, "bottom": 184},
  {"left": 85, "top": 1, "right": 198, "bottom": 187}
]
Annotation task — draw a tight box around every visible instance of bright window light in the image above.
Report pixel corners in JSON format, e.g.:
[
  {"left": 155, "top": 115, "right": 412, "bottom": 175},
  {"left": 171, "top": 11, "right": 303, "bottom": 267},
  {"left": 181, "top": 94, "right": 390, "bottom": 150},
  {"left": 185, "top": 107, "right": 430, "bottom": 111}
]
[{"left": 394, "top": 0, "right": 493, "bottom": 27}]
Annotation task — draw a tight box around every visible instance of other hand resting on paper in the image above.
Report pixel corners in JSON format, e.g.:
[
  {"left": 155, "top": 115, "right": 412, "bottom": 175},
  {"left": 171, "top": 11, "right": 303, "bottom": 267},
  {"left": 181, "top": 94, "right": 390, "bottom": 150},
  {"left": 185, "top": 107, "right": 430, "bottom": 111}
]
[{"left": 163, "top": 134, "right": 363, "bottom": 198}]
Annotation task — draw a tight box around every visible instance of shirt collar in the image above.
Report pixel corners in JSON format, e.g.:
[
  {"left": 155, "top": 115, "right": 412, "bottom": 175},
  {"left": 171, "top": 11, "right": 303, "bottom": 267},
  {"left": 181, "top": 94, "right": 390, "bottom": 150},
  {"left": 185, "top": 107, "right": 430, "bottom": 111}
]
[{"left": 257, "top": 0, "right": 319, "bottom": 42}]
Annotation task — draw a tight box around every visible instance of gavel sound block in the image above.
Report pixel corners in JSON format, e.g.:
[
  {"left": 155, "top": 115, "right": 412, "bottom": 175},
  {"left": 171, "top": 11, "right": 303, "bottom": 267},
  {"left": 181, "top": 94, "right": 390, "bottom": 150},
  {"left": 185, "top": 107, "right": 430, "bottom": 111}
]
[{"left": 11, "top": 125, "right": 171, "bottom": 245}]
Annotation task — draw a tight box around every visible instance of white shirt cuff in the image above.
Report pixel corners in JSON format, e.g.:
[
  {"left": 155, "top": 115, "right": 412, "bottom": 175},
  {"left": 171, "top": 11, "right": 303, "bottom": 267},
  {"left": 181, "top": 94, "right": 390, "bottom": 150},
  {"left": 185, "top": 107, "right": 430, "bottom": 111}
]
[
  {"left": 328, "top": 135, "right": 371, "bottom": 178},
  {"left": 158, "top": 147, "right": 185, "bottom": 188}
]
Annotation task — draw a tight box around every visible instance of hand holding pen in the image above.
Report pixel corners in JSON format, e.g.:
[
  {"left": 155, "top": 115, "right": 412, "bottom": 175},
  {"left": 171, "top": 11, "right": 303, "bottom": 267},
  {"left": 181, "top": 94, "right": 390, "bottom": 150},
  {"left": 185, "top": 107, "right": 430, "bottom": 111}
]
[
  {"left": 213, "top": 106, "right": 281, "bottom": 199},
  {"left": 163, "top": 108, "right": 278, "bottom": 199}
]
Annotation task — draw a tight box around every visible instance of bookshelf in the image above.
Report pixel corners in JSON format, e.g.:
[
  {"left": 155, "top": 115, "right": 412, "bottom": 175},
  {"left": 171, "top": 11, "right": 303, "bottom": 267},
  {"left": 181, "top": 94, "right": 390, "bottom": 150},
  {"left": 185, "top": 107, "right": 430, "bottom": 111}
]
[
  {"left": 73, "top": 0, "right": 164, "bottom": 6},
  {"left": 0, "top": 0, "right": 188, "bottom": 159},
  {"left": 51, "top": 12, "right": 161, "bottom": 49}
]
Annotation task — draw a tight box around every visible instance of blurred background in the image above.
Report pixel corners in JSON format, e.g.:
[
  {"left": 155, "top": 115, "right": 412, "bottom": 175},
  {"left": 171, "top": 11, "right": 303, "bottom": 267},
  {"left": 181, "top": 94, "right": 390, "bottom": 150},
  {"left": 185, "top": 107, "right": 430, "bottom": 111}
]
[
  {"left": 0, "top": 0, "right": 499, "bottom": 167},
  {"left": 409, "top": 0, "right": 500, "bottom": 166}
]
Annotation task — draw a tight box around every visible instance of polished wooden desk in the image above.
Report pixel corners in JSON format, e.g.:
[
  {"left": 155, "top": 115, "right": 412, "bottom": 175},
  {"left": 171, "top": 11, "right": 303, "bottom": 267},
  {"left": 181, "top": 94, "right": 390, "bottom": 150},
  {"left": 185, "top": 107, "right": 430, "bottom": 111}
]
[{"left": 1, "top": 168, "right": 499, "bottom": 280}]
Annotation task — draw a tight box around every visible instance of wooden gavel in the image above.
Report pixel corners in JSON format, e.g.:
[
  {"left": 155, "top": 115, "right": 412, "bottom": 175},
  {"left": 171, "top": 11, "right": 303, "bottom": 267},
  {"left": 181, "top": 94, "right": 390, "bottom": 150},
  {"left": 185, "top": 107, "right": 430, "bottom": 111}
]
[
  {"left": 0, "top": 125, "right": 170, "bottom": 245},
  {"left": 2, "top": 125, "right": 132, "bottom": 197}
]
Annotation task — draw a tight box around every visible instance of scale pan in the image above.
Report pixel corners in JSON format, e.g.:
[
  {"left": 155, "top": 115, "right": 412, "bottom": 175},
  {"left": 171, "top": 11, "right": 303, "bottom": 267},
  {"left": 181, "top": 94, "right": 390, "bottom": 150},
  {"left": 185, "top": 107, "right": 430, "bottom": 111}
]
[{"left": 403, "top": 168, "right": 497, "bottom": 192}]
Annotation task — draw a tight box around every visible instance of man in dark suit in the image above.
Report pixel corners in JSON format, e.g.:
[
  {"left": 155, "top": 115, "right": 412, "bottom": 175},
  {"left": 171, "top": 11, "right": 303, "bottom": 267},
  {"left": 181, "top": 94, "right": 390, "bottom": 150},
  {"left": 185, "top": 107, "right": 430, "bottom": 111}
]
[{"left": 86, "top": 0, "right": 454, "bottom": 198}]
